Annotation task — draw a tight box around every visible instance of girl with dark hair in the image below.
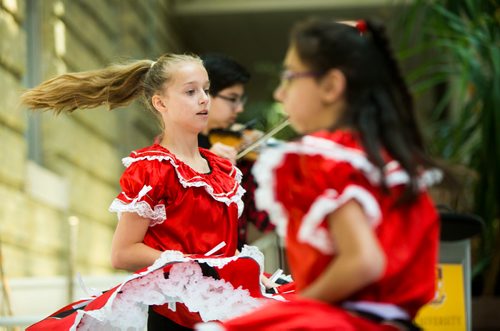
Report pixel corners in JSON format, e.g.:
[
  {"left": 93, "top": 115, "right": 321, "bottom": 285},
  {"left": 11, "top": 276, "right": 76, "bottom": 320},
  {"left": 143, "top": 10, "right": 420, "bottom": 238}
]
[
  {"left": 197, "top": 18, "right": 441, "bottom": 331},
  {"left": 21, "top": 54, "right": 280, "bottom": 331}
]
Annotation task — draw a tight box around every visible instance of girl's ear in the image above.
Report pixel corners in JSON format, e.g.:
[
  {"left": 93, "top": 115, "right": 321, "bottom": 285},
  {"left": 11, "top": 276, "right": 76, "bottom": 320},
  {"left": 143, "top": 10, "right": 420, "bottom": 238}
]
[
  {"left": 152, "top": 94, "right": 167, "bottom": 113},
  {"left": 320, "top": 69, "right": 346, "bottom": 104}
]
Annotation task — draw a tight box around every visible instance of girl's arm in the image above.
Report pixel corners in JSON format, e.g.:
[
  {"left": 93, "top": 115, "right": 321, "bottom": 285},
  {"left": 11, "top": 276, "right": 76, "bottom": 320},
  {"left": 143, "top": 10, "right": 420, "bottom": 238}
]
[
  {"left": 300, "top": 199, "right": 386, "bottom": 303},
  {"left": 111, "top": 212, "right": 162, "bottom": 272}
]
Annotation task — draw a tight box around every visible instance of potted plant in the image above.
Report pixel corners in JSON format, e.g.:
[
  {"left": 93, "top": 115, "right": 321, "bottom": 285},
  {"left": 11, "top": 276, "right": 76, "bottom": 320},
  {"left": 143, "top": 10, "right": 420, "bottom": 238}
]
[{"left": 398, "top": 0, "right": 499, "bottom": 297}]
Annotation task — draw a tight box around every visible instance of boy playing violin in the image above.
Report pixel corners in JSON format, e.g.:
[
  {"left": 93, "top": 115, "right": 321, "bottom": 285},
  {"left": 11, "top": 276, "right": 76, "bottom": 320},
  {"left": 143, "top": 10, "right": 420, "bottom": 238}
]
[{"left": 199, "top": 53, "right": 275, "bottom": 249}]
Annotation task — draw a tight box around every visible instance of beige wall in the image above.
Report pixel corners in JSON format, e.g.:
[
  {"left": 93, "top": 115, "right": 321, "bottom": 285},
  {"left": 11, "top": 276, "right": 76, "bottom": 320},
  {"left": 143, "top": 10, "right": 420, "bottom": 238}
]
[{"left": 0, "top": 0, "right": 183, "bottom": 278}]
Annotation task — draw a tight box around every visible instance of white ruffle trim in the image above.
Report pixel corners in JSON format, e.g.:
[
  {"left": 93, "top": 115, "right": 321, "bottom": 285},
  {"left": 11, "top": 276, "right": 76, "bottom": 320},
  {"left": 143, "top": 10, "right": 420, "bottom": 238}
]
[
  {"left": 299, "top": 185, "right": 382, "bottom": 254},
  {"left": 122, "top": 154, "right": 245, "bottom": 217},
  {"left": 252, "top": 147, "right": 290, "bottom": 238},
  {"left": 108, "top": 199, "right": 167, "bottom": 226},
  {"left": 151, "top": 245, "right": 265, "bottom": 273},
  {"left": 293, "top": 136, "right": 442, "bottom": 188},
  {"left": 108, "top": 184, "right": 167, "bottom": 226},
  {"left": 72, "top": 246, "right": 266, "bottom": 331}
]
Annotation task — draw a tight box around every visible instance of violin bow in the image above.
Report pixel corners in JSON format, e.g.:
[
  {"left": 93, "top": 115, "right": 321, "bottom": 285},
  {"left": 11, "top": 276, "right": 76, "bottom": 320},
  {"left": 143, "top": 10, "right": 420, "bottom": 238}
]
[{"left": 236, "top": 118, "right": 290, "bottom": 160}]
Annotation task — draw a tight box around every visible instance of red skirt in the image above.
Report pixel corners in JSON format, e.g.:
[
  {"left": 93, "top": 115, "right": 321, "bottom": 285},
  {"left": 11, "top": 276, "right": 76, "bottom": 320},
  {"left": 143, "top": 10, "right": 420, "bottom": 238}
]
[
  {"left": 27, "top": 246, "right": 290, "bottom": 330},
  {"left": 198, "top": 297, "right": 403, "bottom": 331}
]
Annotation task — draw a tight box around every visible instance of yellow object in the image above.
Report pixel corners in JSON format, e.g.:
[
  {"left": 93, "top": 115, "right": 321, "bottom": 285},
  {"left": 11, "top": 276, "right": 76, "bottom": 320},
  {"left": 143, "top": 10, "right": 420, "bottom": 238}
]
[{"left": 415, "top": 263, "right": 466, "bottom": 331}]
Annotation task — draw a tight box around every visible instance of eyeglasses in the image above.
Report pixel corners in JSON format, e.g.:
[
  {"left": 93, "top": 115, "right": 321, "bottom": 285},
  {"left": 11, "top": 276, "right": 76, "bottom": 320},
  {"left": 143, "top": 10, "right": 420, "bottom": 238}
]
[
  {"left": 215, "top": 94, "right": 248, "bottom": 108},
  {"left": 279, "top": 70, "right": 321, "bottom": 88}
]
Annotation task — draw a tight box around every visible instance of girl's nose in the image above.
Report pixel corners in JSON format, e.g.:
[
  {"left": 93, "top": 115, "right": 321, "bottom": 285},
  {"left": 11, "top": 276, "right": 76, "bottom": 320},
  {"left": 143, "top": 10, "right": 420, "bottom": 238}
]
[
  {"left": 274, "top": 84, "right": 284, "bottom": 102},
  {"left": 201, "top": 91, "right": 210, "bottom": 104}
]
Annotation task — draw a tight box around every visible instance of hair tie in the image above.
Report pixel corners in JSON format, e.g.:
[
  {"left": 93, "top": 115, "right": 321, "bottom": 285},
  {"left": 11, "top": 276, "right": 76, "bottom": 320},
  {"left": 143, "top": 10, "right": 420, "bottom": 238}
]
[{"left": 355, "top": 20, "right": 367, "bottom": 35}]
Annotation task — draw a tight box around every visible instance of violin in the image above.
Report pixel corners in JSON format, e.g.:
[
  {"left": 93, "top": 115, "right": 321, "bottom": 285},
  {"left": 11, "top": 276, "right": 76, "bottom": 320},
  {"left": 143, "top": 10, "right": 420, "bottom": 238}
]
[
  {"left": 208, "top": 120, "right": 261, "bottom": 162},
  {"left": 209, "top": 119, "right": 289, "bottom": 162}
]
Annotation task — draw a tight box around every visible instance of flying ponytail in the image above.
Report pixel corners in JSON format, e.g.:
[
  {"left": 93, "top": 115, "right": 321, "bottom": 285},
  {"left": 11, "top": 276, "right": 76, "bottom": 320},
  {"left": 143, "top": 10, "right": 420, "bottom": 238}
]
[{"left": 21, "top": 53, "right": 203, "bottom": 116}]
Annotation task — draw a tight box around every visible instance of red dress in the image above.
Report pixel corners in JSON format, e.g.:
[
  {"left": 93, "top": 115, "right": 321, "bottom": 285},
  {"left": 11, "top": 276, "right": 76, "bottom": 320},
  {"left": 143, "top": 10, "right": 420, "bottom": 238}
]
[
  {"left": 26, "top": 145, "right": 285, "bottom": 331},
  {"left": 199, "top": 130, "right": 441, "bottom": 331},
  {"left": 109, "top": 144, "right": 243, "bottom": 256}
]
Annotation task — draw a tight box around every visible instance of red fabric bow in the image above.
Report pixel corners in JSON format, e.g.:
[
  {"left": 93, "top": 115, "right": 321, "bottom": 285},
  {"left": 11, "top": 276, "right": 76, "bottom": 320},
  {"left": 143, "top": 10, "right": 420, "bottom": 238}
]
[{"left": 355, "top": 20, "right": 367, "bottom": 34}]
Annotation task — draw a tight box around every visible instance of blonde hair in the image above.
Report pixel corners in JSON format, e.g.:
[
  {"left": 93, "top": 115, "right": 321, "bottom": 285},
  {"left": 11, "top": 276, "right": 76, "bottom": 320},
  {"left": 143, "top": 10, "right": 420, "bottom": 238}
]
[{"left": 21, "top": 54, "right": 203, "bottom": 117}]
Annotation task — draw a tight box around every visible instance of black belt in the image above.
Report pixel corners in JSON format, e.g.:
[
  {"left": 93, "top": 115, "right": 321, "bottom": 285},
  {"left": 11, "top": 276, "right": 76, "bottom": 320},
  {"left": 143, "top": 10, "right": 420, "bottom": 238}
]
[{"left": 346, "top": 308, "right": 422, "bottom": 331}]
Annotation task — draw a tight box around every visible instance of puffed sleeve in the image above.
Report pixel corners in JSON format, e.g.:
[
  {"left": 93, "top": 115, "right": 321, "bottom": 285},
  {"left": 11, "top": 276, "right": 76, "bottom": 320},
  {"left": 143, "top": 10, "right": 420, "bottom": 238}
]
[
  {"left": 108, "top": 159, "right": 167, "bottom": 226},
  {"left": 253, "top": 140, "right": 382, "bottom": 255},
  {"left": 289, "top": 154, "right": 381, "bottom": 253}
]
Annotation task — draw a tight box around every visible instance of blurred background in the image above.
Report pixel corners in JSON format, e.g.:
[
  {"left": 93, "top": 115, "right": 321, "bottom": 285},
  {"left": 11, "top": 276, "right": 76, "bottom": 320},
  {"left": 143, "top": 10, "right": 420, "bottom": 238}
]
[{"left": 0, "top": 0, "right": 498, "bottom": 330}]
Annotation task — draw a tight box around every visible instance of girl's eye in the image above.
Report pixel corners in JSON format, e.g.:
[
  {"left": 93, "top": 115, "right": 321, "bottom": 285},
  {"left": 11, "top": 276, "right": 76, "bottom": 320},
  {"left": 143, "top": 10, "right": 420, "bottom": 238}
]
[
  {"left": 204, "top": 89, "right": 210, "bottom": 95},
  {"left": 186, "top": 90, "right": 195, "bottom": 95}
]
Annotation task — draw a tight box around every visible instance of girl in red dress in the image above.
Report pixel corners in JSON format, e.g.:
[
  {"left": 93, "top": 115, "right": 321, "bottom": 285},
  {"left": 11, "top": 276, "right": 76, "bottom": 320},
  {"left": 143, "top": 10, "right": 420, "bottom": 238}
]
[
  {"left": 21, "top": 54, "right": 282, "bottom": 330},
  {"left": 197, "top": 19, "right": 442, "bottom": 331}
]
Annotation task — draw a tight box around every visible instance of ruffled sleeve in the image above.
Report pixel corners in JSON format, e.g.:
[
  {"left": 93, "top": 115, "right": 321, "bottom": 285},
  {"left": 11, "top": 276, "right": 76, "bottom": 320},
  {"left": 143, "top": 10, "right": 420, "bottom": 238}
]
[
  {"left": 289, "top": 154, "right": 382, "bottom": 255},
  {"left": 255, "top": 148, "right": 379, "bottom": 254},
  {"left": 253, "top": 132, "right": 442, "bottom": 255},
  {"left": 109, "top": 158, "right": 167, "bottom": 226}
]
